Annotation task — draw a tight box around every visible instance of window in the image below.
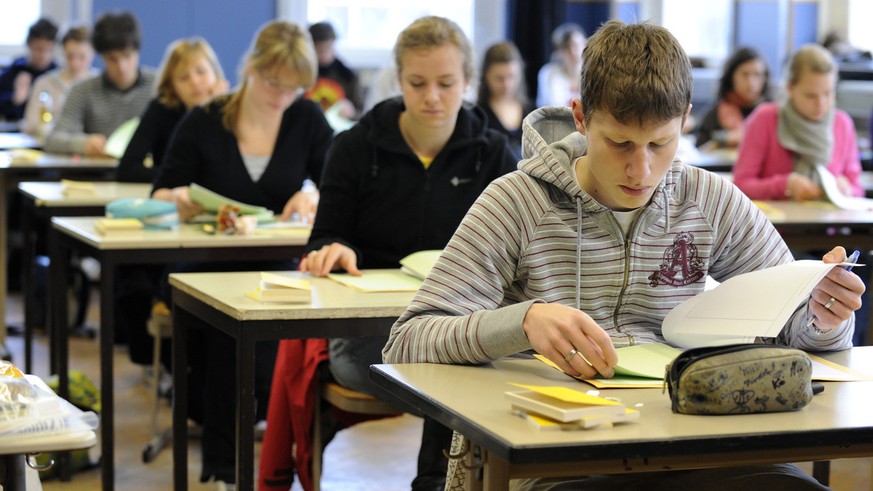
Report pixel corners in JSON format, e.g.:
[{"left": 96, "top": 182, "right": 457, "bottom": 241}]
[
  {"left": 0, "top": 4, "right": 41, "bottom": 61},
  {"left": 660, "top": 0, "right": 733, "bottom": 64},
  {"left": 282, "top": 0, "right": 477, "bottom": 68},
  {"left": 847, "top": 0, "right": 873, "bottom": 53}
]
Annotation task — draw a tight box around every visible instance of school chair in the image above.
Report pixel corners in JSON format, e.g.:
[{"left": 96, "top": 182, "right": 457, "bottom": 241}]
[
  {"left": 142, "top": 302, "right": 173, "bottom": 463},
  {"left": 311, "top": 381, "right": 400, "bottom": 490}
]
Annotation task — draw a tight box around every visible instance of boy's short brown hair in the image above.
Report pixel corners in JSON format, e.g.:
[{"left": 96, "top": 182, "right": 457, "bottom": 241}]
[{"left": 580, "top": 20, "right": 692, "bottom": 126}]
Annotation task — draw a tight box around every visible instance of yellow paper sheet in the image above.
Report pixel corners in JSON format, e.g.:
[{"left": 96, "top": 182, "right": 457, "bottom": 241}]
[
  {"left": 328, "top": 271, "right": 423, "bottom": 292},
  {"left": 509, "top": 383, "right": 622, "bottom": 406},
  {"left": 534, "top": 354, "right": 665, "bottom": 389},
  {"left": 808, "top": 354, "right": 873, "bottom": 381}
]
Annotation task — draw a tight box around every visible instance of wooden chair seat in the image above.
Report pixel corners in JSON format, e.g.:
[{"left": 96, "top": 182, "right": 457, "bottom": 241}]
[{"left": 312, "top": 382, "right": 401, "bottom": 490}]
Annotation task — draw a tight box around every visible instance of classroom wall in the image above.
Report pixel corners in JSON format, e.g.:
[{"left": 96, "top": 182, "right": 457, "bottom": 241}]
[
  {"left": 792, "top": 1, "right": 820, "bottom": 49},
  {"left": 735, "top": 0, "right": 788, "bottom": 80},
  {"left": 92, "top": 0, "right": 276, "bottom": 85}
]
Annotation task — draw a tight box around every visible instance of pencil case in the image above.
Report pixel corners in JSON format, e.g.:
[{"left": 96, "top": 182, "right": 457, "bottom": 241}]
[
  {"left": 106, "top": 198, "right": 179, "bottom": 230},
  {"left": 665, "top": 344, "right": 813, "bottom": 415}
]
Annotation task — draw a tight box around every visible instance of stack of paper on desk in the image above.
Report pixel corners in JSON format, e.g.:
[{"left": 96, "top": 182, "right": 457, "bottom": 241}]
[
  {"left": 506, "top": 383, "right": 638, "bottom": 430},
  {"left": 60, "top": 179, "right": 96, "bottom": 197},
  {"left": 247, "top": 272, "right": 311, "bottom": 303},
  {"left": 95, "top": 218, "right": 144, "bottom": 235},
  {"left": 2, "top": 148, "right": 43, "bottom": 164}
]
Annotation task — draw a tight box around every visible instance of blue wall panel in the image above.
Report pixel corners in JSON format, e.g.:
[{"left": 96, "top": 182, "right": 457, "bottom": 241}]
[
  {"left": 792, "top": 2, "right": 819, "bottom": 50},
  {"left": 735, "top": 1, "right": 783, "bottom": 79},
  {"left": 565, "top": 1, "right": 610, "bottom": 37},
  {"left": 92, "top": 0, "right": 274, "bottom": 85},
  {"left": 616, "top": 2, "right": 641, "bottom": 24},
  {"left": 190, "top": 0, "right": 275, "bottom": 84}
]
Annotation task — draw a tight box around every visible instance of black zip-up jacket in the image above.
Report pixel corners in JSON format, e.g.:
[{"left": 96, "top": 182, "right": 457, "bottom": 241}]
[
  {"left": 153, "top": 95, "right": 332, "bottom": 214},
  {"left": 307, "top": 96, "right": 517, "bottom": 268}
]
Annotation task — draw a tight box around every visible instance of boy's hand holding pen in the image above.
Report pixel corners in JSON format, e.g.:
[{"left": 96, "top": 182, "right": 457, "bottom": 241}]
[{"left": 807, "top": 248, "right": 865, "bottom": 334}]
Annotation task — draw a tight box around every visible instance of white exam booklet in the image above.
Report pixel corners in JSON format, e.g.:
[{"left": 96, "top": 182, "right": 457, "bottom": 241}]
[
  {"left": 662, "top": 260, "right": 858, "bottom": 349},
  {"left": 816, "top": 164, "right": 873, "bottom": 210}
]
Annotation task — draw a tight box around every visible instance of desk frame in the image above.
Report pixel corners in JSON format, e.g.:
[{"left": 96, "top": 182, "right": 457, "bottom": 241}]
[
  {"left": 170, "top": 284, "right": 399, "bottom": 491},
  {"left": 0, "top": 158, "right": 115, "bottom": 357},
  {"left": 18, "top": 181, "right": 152, "bottom": 373},
  {"left": 371, "top": 355, "right": 873, "bottom": 491},
  {"left": 49, "top": 225, "right": 305, "bottom": 491}
]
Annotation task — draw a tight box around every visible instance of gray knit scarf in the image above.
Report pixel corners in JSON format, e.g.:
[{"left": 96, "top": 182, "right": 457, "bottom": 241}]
[{"left": 777, "top": 100, "right": 834, "bottom": 180}]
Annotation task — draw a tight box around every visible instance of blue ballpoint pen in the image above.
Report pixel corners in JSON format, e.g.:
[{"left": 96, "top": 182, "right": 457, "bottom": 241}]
[{"left": 806, "top": 249, "right": 861, "bottom": 329}]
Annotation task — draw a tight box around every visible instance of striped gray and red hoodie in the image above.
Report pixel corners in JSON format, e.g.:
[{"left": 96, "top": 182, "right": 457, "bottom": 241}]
[{"left": 383, "top": 106, "right": 854, "bottom": 365}]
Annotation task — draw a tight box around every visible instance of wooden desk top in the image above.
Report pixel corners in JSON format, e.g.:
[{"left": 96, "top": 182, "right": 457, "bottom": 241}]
[
  {"left": 18, "top": 181, "right": 151, "bottom": 207},
  {"left": 372, "top": 347, "right": 873, "bottom": 465},
  {"left": 0, "top": 152, "right": 116, "bottom": 170},
  {"left": 169, "top": 270, "right": 415, "bottom": 321},
  {"left": 0, "top": 132, "right": 38, "bottom": 150},
  {"left": 687, "top": 147, "right": 737, "bottom": 170},
  {"left": 753, "top": 200, "right": 873, "bottom": 226},
  {"left": 52, "top": 216, "right": 310, "bottom": 250}
]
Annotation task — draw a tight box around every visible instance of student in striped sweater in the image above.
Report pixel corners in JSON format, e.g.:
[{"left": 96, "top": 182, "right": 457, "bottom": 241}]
[
  {"left": 45, "top": 11, "right": 155, "bottom": 156},
  {"left": 384, "top": 20, "right": 863, "bottom": 490}
]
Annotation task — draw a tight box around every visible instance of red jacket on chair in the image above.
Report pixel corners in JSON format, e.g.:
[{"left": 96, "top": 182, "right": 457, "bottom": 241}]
[{"left": 258, "top": 338, "right": 328, "bottom": 491}]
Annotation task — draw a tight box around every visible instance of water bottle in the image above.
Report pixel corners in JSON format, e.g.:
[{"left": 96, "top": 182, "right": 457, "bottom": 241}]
[{"left": 37, "top": 91, "right": 53, "bottom": 141}]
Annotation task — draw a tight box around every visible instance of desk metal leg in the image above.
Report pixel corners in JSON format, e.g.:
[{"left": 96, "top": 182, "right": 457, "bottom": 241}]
[
  {"left": 20, "top": 199, "right": 36, "bottom": 373},
  {"left": 481, "top": 448, "right": 508, "bottom": 491},
  {"left": 812, "top": 461, "right": 830, "bottom": 486},
  {"left": 99, "top": 262, "right": 116, "bottom": 490},
  {"left": 235, "top": 328, "right": 256, "bottom": 490},
  {"left": 0, "top": 454, "right": 26, "bottom": 491},
  {"left": 48, "top": 229, "right": 71, "bottom": 481},
  {"left": 172, "top": 301, "right": 190, "bottom": 491},
  {"left": 0, "top": 173, "right": 9, "bottom": 357}
]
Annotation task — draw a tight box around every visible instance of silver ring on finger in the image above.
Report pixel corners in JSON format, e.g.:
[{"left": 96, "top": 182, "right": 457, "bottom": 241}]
[
  {"left": 824, "top": 297, "right": 836, "bottom": 310},
  {"left": 564, "top": 348, "right": 579, "bottom": 362}
]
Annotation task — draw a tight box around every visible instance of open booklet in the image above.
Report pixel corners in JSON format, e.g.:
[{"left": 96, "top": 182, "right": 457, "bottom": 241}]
[
  {"left": 327, "top": 250, "right": 442, "bottom": 292},
  {"left": 188, "top": 183, "right": 275, "bottom": 222},
  {"left": 816, "top": 164, "right": 873, "bottom": 210},
  {"left": 535, "top": 342, "right": 873, "bottom": 389},
  {"left": 103, "top": 117, "right": 140, "bottom": 158},
  {"left": 661, "top": 259, "right": 858, "bottom": 349}
]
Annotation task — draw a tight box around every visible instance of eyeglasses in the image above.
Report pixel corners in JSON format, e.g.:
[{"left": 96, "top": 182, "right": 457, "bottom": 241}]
[{"left": 257, "top": 71, "right": 301, "bottom": 94}]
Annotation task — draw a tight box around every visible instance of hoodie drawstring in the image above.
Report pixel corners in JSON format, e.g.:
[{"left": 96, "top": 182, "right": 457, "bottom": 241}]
[{"left": 575, "top": 197, "right": 582, "bottom": 311}]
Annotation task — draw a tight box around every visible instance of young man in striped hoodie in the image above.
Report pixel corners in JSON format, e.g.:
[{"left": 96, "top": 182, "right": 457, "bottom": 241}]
[{"left": 384, "top": 20, "right": 863, "bottom": 490}]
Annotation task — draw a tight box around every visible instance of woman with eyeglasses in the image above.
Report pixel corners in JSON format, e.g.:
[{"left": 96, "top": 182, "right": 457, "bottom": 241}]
[
  {"left": 151, "top": 21, "right": 332, "bottom": 488},
  {"left": 152, "top": 21, "right": 330, "bottom": 224}
]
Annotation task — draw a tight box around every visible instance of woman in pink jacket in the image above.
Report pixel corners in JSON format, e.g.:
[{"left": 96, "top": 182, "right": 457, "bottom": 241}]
[{"left": 733, "top": 43, "right": 862, "bottom": 200}]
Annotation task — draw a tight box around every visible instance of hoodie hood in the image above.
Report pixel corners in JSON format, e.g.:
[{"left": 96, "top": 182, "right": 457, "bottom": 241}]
[
  {"left": 360, "top": 96, "right": 491, "bottom": 154},
  {"left": 518, "top": 106, "right": 678, "bottom": 221}
]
